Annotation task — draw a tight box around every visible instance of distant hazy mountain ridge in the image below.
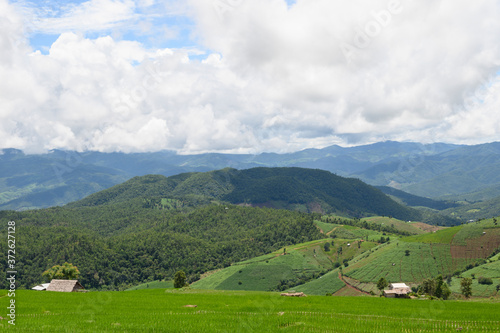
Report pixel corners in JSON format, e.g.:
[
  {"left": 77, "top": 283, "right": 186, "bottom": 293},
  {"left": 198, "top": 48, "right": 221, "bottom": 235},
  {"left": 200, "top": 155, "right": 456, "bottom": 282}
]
[{"left": 3, "top": 141, "right": 500, "bottom": 218}]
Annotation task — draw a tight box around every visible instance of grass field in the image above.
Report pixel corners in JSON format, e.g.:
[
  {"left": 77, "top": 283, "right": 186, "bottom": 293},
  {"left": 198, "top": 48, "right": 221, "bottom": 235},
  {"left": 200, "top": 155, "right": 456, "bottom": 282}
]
[{"left": 1, "top": 289, "right": 499, "bottom": 332}]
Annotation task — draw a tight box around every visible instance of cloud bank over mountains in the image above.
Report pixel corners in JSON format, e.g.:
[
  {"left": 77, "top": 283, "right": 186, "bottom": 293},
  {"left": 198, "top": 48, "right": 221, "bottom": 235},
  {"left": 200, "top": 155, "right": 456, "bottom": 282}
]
[{"left": 2, "top": 0, "right": 500, "bottom": 154}]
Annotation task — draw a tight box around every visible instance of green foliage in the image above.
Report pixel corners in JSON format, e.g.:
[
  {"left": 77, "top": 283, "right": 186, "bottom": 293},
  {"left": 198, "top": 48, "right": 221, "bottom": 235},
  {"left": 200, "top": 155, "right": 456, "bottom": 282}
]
[
  {"left": 460, "top": 278, "right": 473, "bottom": 298},
  {"left": 421, "top": 278, "right": 436, "bottom": 296},
  {"left": 324, "top": 217, "right": 412, "bottom": 239},
  {"left": 377, "top": 277, "right": 388, "bottom": 293},
  {"left": 478, "top": 276, "right": 493, "bottom": 285},
  {"left": 174, "top": 271, "right": 187, "bottom": 288},
  {"left": 42, "top": 262, "right": 80, "bottom": 281}
]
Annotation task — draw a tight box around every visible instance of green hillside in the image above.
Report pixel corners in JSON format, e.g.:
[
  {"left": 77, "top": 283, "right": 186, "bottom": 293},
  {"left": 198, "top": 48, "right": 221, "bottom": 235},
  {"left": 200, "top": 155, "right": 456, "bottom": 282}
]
[
  {"left": 192, "top": 237, "right": 380, "bottom": 294},
  {"left": 441, "top": 196, "right": 500, "bottom": 221},
  {"left": 67, "top": 167, "right": 443, "bottom": 222},
  {"left": 449, "top": 259, "right": 500, "bottom": 297},
  {"left": 376, "top": 186, "right": 459, "bottom": 210}
]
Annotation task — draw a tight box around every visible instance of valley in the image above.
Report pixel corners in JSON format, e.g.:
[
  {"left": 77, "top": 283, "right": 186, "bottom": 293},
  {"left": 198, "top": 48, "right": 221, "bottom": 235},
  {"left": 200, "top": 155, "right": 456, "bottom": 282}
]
[{"left": 1, "top": 166, "right": 500, "bottom": 332}]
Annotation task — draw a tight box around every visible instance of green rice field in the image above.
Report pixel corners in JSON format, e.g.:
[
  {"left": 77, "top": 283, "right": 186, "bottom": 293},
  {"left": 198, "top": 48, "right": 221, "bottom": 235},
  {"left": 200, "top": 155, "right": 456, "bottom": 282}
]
[{"left": 1, "top": 289, "right": 499, "bottom": 332}]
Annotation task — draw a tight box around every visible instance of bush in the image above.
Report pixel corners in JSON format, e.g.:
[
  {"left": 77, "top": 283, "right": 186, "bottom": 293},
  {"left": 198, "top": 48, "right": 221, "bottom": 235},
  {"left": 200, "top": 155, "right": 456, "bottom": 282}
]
[{"left": 478, "top": 277, "right": 493, "bottom": 285}]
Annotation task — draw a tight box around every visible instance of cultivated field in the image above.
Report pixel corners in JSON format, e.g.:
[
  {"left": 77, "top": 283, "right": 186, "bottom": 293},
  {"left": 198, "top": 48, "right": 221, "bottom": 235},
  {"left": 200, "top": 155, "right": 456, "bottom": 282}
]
[
  {"left": 1, "top": 289, "right": 499, "bottom": 332},
  {"left": 192, "top": 238, "right": 377, "bottom": 294}
]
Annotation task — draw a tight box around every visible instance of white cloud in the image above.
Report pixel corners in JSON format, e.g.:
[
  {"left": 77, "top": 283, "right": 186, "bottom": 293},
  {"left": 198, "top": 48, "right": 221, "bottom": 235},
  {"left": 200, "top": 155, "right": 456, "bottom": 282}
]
[
  {"left": 1, "top": 0, "right": 500, "bottom": 154},
  {"left": 33, "top": 0, "right": 138, "bottom": 34}
]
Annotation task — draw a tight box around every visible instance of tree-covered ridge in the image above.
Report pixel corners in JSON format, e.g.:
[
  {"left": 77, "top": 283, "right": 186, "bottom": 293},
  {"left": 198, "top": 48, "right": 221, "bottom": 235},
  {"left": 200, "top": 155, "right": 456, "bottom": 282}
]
[
  {"left": 67, "top": 167, "right": 427, "bottom": 222},
  {"left": 0, "top": 204, "right": 322, "bottom": 291}
]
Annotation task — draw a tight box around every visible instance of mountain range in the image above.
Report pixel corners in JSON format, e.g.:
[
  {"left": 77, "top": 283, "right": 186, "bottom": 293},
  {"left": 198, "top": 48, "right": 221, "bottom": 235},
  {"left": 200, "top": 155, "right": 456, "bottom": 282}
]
[{"left": 2, "top": 141, "right": 500, "bottom": 218}]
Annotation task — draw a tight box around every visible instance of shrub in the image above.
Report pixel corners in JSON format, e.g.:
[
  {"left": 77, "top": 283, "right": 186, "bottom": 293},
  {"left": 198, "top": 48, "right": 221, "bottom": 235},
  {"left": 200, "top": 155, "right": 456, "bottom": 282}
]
[{"left": 478, "top": 277, "right": 493, "bottom": 285}]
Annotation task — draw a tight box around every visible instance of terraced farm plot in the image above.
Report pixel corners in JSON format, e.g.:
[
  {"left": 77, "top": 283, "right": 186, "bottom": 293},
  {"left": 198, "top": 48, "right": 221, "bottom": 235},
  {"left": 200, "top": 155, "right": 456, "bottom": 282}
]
[
  {"left": 314, "top": 220, "right": 340, "bottom": 234},
  {"left": 403, "top": 225, "right": 461, "bottom": 244},
  {"left": 193, "top": 243, "right": 335, "bottom": 291},
  {"left": 329, "top": 226, "right": 385, "bottom": 241},
  {"left": 451, "top": 228, "right": 500, "bottom": 260},
  {"left": 215, "top": 264, "right": 295, "bottom": 291},
  {"left": 361, "top": 217, "right": 425, "bottom": 235},
  {"left": 344, "top": 242, "right": 459, "bottom": 285},
  {"left": 126, "top": 280, "right": 174, "bottom": 291},
  {"left": 289, "top": 269, "right": 345, "bottom": 295}
]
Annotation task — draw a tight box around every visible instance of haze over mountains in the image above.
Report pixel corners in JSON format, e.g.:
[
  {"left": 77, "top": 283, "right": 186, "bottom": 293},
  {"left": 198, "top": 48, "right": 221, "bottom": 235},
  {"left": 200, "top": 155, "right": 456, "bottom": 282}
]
[{"left": 2, "top": 141, "right": 500, "bottom": 219}]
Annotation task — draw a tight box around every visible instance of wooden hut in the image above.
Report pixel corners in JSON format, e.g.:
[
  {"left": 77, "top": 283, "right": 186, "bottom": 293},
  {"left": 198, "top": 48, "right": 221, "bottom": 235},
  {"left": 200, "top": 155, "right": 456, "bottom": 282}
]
[{"left": 46, "top": 280, "right": 86, "bottom": 292}]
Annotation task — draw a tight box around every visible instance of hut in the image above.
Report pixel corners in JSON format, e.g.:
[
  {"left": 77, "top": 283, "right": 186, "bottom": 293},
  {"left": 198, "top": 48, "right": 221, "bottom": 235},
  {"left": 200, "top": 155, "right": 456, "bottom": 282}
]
[
  {"left": 383, "top": 283, "right": 411, "bottom": 298},
  {"left": 46, "top": 280, "right": 86, "bottom": 292}
]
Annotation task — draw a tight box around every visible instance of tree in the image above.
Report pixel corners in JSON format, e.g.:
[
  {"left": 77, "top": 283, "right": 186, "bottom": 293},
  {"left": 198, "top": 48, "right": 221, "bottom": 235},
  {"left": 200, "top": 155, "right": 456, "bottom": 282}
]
[
  {"left": 174, "top": 270, "right": 187, "bottom": 288},
  {"left": 496, "top": 284, "right": 500, "bottom": 293},
  {"left": 42, "top": 262, "right": 80, "bottom": 281},
  {"left": 405, "top": 250, "right": 410, "bottom": 256},
  {"left": 323, "top": 242, "right": 330, "bottom": 252},
  {"left": 435, "top": 275, "right": 444, "bottom": 298},
  {"left": 441, "top": 283, "right": 451, "bottom": 300},
  {"left": 460, "top": 278, "right": 473, "bottom": 298},
  {"left": 421, "top": 278, "right": 436, "bottom": 296},
  {"left": 377, "top": 277, "right": 388, "bottom": 295}
]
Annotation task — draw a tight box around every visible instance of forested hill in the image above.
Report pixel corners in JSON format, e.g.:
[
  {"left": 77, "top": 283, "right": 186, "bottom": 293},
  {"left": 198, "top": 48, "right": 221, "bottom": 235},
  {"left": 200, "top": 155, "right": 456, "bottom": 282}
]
[
  {"left": 68, "top": 167, "right": 424, "bottom": 221},
  {"left": 0, "top": 204, "right": 323, "bottom": 290}
]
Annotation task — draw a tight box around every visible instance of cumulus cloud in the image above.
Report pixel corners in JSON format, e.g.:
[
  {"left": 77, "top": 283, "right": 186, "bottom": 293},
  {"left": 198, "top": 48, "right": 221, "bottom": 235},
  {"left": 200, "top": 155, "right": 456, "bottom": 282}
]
[{"left": 1, "top": 0, "right": 500, "bottom": 153}]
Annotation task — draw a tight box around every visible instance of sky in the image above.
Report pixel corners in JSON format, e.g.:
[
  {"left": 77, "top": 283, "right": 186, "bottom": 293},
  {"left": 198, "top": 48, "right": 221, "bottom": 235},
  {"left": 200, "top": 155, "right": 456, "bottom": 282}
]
[{"left": 2, "top": 0, "right": 500, "bottom": 154}]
